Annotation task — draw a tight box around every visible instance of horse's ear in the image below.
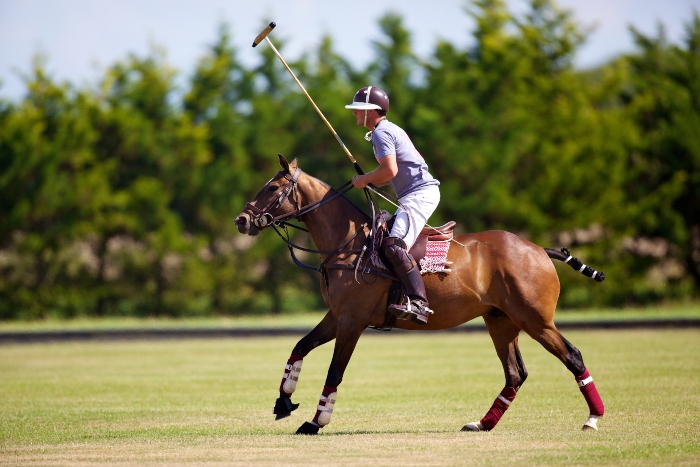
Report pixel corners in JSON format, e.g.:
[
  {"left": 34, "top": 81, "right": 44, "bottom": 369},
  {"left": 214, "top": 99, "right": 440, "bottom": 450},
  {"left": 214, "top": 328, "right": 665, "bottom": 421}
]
[
  {"left": 278, "top": 153, "right": 298, "bottom": 174},
  {"left": 278, "top": 153, "right": 290, "bottom": 172}
]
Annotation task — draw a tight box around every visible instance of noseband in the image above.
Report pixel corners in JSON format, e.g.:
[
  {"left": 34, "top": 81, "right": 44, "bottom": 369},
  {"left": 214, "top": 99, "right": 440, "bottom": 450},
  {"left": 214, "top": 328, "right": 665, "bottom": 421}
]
[{"left": 243, "top": 168, "right": 302, "bottom": 229}]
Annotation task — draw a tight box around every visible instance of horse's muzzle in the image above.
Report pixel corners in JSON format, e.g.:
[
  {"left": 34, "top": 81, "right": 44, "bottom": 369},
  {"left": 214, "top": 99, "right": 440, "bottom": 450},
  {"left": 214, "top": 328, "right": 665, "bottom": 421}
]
[{"left": 236, "top": 214, "right": 260, "bottom": 236}]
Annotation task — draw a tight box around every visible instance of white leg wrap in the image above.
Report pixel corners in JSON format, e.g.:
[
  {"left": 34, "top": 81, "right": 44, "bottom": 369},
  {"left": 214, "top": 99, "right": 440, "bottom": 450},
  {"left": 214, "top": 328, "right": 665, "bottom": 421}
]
[
  {"left": 282, "top": 359, "right": 303, "bottom": 395},
  {"left": 316, "top": 391, "right": 337, "bottom": 426}
]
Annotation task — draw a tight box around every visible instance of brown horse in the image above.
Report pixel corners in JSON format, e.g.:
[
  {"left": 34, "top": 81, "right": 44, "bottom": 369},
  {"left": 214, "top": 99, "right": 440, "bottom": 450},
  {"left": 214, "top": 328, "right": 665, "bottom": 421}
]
[{"left": 236, "top": 154, "right": 606, "bottom": 435}]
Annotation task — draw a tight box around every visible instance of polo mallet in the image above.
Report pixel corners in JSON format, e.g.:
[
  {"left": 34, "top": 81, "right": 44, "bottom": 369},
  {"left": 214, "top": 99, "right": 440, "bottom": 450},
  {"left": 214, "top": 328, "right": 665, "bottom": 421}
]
[{"left": 252, "top": 22, "right": 364, "bottom": 175}]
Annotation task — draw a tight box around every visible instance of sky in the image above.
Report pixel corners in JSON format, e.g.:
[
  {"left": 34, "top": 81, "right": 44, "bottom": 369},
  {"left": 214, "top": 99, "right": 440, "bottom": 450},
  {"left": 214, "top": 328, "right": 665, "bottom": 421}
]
[{"left": 1, "top": 0, "right": 699, "bottom": 101}]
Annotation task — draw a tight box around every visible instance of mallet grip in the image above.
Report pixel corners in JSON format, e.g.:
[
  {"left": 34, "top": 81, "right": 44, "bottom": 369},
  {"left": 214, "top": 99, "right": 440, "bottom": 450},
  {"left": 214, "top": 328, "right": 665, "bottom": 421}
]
[{"left": 252, "top": 22, "right": 276, "bottom": 47}]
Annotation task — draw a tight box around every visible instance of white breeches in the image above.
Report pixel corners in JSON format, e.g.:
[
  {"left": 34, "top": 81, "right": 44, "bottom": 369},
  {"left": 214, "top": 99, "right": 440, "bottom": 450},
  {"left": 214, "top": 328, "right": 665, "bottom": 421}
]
[{"left": 390, "top": 184, "right": 441, "bottom": 249}]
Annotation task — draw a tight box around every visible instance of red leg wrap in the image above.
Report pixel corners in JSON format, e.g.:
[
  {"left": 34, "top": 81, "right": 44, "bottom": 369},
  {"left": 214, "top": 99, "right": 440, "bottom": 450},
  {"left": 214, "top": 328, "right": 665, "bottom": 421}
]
[
  {"left": 312, "top": 385, "right": 337, "bottom": 426},
  {"left": 279, "top": 354, "right": 303, "bottom": 396},
  {"left": 576, "top": 368, "right": 604, "bottom": 416},
  {"left": 480, "top": 386, "right": 517, "bottom": 431}
]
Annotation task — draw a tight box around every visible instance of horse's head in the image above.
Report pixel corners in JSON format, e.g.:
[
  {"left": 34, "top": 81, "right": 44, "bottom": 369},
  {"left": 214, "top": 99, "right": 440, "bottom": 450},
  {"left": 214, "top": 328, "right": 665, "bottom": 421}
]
[{"left": 236, "top": 154, "right": 300, "bottom": 236}]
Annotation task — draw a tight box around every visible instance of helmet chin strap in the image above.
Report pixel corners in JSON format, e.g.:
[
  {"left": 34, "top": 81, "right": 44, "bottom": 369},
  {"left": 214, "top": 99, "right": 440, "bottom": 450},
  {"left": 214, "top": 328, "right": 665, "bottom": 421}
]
[{"left": 364, "top": 114, "right": 385, "bottom": 142}]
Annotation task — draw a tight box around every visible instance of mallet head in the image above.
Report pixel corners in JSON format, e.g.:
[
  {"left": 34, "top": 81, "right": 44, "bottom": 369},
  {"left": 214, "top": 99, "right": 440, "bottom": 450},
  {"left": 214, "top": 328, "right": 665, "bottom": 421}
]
[{"left": 252, "top": 22, "right": 276, "bottom": 47}]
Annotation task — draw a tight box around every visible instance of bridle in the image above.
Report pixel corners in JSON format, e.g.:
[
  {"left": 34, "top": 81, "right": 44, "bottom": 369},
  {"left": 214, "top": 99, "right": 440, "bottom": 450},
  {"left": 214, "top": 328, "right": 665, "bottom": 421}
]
[
  {"left": 242, "top": 167, "right": 303, "bottom": 229},
  {"left": 241, "top": 167, "right": 357, "bottom": 230},
  {"left": 240, "top": 165, "right": 398, "bottom": 308},
  {"left": 241, "top": 167, "right": 366, "bottom": 270}
]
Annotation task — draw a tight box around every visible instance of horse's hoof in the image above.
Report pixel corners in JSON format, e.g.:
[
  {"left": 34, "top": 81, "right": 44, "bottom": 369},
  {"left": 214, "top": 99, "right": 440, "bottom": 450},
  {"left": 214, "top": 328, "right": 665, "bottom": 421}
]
[
  {"left": 582, "top": 415, "right": 599, "bottom": 431},
  {"left": 273, "top": 396, "right": 299, "bottom": 420},
  {"left": 296, "top": 421, "right": 320, "bottom": 435},
  {"left": 461, "top": 421, "right": 485, "bottom": 432}
]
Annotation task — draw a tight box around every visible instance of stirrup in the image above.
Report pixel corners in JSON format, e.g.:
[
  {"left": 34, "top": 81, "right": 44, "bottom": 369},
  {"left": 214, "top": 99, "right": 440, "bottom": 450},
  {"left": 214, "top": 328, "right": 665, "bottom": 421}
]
[{"left": 388, "top": 298, "right": 433, "bottom": 325}]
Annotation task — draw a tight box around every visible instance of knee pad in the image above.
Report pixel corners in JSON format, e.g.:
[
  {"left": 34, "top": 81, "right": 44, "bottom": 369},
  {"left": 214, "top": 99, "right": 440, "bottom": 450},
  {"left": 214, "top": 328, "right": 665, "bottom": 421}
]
[
  {"left": 381, "top": 236, "right": 415, "bottom": 276},
  {"left": 382, "top": 236, "right": 407, "bottom": 259}
]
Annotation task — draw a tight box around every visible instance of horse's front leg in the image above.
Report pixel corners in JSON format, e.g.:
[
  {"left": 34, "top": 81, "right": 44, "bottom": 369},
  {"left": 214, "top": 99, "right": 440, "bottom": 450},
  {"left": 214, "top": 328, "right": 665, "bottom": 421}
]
[
  {"left": 274, "top": 309, "right": 338, "bottom": 420},
  {"left": 296, "top": 310, "right": 367, "bottom": 435}
]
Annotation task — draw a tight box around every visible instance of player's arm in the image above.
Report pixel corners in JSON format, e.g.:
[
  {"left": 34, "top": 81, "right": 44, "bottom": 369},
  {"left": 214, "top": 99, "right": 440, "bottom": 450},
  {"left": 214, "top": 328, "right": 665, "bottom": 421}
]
[{"left": 352, "top": 154, "right": 397, "bottom": 189}]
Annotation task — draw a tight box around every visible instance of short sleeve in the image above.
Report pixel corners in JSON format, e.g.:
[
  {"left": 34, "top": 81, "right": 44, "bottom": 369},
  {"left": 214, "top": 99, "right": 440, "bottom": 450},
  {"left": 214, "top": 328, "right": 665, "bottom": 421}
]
[{"left": 372, "top": 128, "right": 396, "bottom": 160}]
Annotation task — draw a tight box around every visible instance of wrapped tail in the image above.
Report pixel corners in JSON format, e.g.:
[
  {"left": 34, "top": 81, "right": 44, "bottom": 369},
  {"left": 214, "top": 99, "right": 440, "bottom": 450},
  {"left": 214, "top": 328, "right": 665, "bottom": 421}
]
[{"left": 545, "top": 247, "right": 605, "bottom": 282}]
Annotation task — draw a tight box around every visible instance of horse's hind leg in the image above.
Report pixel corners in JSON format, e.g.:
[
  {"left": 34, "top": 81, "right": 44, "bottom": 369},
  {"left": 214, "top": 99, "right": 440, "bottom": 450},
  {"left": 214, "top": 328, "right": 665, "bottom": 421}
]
[
  {"left": 522, "top": 322, "right": 605, "bottom": 430},
  {"left": 463, "top": 309, "right": 527, "bottom": 432},
  {"left": 274, "top": 309, "right": 338, "bottom": 420}
]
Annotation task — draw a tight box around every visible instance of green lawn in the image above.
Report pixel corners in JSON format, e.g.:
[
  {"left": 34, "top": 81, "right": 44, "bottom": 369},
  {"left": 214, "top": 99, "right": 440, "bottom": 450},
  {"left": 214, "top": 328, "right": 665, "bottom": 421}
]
[{"left": 1, "top": 329, "right": 699, "bottom": 466}]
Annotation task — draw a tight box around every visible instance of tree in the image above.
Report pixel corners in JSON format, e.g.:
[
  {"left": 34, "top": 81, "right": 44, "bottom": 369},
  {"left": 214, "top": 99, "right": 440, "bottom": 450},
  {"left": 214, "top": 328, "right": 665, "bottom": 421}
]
[
  {"left": 621, "top": 13, "right": 700, "bottom": 296},
  {"left": 0, "top": 58, "right": 109, "bottom": 317},
  {"left": 94, "top": 49, "right": 210, "bottom": 315}
]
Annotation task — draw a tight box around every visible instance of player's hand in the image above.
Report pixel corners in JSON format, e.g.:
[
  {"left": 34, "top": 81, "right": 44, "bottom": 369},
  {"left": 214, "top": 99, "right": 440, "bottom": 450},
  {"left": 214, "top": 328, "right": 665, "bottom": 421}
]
[{"left": 352, "top": 175, "right": 369, "bottom": 189}]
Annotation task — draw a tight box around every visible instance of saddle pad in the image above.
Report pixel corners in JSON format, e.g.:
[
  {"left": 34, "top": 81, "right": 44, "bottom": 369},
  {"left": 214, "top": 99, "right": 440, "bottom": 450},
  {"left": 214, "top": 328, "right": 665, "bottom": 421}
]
[{"left": 419, "top": 240, "right": 452, "bottom": 274}]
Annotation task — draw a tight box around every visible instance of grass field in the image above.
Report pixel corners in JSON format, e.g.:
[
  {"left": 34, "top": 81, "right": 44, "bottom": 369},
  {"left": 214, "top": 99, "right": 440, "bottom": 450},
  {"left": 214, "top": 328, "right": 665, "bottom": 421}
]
[{"left": 1, "top": 329, "right": 699, "bottom": 466}]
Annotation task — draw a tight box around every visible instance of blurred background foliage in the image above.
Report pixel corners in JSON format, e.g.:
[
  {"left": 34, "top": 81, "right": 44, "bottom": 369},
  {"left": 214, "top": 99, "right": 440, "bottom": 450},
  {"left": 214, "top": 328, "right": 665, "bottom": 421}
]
[{"left": 1, "top": 0, "right": 699, "bottom": 319}]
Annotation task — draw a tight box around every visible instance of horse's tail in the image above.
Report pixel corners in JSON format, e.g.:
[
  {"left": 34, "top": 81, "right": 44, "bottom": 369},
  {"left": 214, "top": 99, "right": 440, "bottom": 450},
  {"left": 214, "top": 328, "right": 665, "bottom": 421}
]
[{"left": 544, "top": 247, "right": 605, "bottom": 282}]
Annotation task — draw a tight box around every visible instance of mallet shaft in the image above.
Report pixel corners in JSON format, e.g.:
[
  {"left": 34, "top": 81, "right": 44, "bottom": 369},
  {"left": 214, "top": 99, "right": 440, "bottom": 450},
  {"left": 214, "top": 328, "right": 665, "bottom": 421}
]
[
  {"left": 264, "top": 37, "right": 359, "bottom": 171},
  {"left": 252, "top": 23, "right": 363, "bottom": 174}
]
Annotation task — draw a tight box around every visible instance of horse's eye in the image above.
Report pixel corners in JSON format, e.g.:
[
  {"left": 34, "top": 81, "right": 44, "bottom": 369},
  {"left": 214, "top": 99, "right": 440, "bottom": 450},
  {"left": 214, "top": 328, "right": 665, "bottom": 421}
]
[{"left": 268, "top": 185, "right": 279, "bottom": 192}]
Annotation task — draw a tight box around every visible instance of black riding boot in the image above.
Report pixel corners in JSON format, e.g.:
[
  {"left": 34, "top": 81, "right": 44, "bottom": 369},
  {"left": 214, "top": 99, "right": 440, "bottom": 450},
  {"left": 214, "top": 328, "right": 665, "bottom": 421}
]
[{"left": 382, "top": 236, "right": 433, "bottom": 325}]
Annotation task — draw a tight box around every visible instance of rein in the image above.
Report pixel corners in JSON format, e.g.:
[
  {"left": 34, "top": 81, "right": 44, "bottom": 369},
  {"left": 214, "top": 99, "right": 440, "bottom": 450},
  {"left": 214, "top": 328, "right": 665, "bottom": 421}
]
[{"left": 271, "top": 222, "right": 367, "bottom": 273}]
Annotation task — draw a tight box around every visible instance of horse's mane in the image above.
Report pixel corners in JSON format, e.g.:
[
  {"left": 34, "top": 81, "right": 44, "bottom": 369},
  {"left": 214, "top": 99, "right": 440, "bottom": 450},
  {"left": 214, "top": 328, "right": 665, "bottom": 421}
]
[{"left": 303, "top": 170, "right": 373, "bottom": 224}]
